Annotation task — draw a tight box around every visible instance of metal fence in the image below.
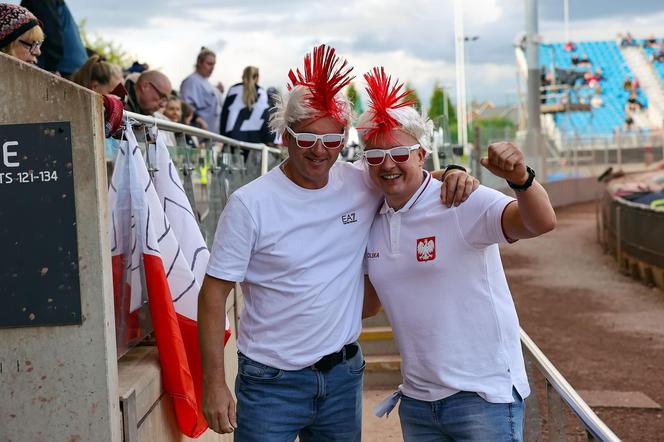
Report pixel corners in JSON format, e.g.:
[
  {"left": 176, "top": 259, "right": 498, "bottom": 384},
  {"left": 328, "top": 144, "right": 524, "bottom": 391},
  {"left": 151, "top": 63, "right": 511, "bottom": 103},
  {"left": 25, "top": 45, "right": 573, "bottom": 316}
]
[{"left": 599, "top": 190, "right": 664, "bottom": 288}]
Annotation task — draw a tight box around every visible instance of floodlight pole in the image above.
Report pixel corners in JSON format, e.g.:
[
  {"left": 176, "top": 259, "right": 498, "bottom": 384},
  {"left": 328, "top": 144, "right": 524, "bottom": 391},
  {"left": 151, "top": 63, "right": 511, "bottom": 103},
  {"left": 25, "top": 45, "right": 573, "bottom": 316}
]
[
  {"left": 453, "top": 0, "right": 468, "bottom": 152},
  {"left": 525, "top": 0, "right": 545, "bottom": 178},
  {"left": 564, "top": 0, "right": 570, "bottom": 44}
]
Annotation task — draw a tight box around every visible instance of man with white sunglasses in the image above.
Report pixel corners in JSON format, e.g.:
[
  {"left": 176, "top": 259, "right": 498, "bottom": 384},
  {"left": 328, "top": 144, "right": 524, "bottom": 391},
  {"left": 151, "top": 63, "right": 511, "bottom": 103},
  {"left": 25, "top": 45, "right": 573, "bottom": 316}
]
[
  {"left": 359, "top": 67, "right": 556, "bottom": 441},
  {"left": 197, "top": 46, "right": 477, "bottom": 441}
]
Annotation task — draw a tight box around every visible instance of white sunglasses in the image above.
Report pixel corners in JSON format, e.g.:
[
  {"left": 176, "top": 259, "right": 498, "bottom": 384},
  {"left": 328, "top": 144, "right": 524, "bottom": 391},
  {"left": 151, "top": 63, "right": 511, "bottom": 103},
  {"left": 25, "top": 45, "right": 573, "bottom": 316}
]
[
  {"left": 363, "top": 144, "right": 421, "bottom": 166},
  {"left": 286, "top": 126, "right": 346, "bottom": 149}
]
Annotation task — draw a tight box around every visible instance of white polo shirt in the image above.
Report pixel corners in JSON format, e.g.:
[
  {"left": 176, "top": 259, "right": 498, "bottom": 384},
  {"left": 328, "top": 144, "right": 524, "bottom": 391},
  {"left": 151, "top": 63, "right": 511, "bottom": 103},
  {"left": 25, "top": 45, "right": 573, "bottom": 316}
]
[
  {"left": 366, "top": 172, "right": 530, "bottom": 403},
  {"left": 207, "top": 161, "right": 382, "bottom": 370}
]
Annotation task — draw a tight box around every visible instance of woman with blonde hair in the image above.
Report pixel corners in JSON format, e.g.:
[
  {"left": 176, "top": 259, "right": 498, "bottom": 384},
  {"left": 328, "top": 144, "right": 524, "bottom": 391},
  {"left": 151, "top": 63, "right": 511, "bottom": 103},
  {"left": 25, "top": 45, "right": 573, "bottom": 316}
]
[
  {"left": 72, "top": 54, "right": 124, "bottom": 95},
  {"left": 0, "top": 3, "right": 44, "bottom": 65},
  {"left": 219, "top": 65, "right": 274, "bottom": 156}
]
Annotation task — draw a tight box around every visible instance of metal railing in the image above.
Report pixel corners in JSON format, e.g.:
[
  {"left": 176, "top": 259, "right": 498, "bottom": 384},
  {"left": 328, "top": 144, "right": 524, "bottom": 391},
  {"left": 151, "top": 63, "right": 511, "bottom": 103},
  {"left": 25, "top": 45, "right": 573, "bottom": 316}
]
[
  {"left": 521, "top": 330, "right": 621, "bottom": 441},
  {"left": 123, "top": 110, "right": 282, "bottom": 175}
]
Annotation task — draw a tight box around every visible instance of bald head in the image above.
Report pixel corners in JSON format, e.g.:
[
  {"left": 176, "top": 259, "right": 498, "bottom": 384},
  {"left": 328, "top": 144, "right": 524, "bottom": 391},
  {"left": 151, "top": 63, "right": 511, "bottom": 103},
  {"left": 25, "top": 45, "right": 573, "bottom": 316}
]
[{"left": 135, "top": 70, "right": 172, "bottom": 114}]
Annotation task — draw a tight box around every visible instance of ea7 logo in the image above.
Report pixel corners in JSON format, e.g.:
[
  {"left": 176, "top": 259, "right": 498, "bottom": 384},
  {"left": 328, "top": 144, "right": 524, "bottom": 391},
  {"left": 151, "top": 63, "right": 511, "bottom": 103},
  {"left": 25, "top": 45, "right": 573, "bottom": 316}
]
[
  {"left": 416, "top": 236, "right": 436, "bottom": 262},
  {"left": 342, "top": 212, "right": 357, "bottom": 224}
]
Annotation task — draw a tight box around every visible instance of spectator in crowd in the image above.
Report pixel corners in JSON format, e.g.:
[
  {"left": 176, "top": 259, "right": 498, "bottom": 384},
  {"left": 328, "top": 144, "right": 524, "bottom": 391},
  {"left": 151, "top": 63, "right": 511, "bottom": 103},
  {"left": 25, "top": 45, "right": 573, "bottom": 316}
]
[
  {"left": 571, "top": 54, "right": 580, "bottom": 66},
  {"left": 624, "top": 109, "right": 636, "bottom": 131},
  {"left": 124, "top": 60, "right": 149, "bottom": 75},
  {"left": 620, "top": 32, "right": 637, "bottom": 47},
  {"left": 591, "top": 87, "right": 603, "bottom": 108},
  {"left": 179, "top": 101, "right": 200, "bottom": 149},
  {"left": 564, "top": 41, "right": 576, "bottom": 52},
  {"left": 163, "top": 96, "right": 183, "bottom": 123},
  {"left": 652, "top": 41, "right": 664, "bottom": 63},
  {"left": 577, "top": 53, "right": 591, "bottom": 67},
  {"left": 623, "top": 76, "right": 633, "bottom": 91},
  {"left": 20, "top": 0, "right": 87, "bottom": 77},
  {"left": 644, "top": 35, "right": 657, "bottom": 49},
  {"left": 124, "top": 70, "right": 172, "bottom": 116},
  {"left": 219, "top": 65, "right": 275, "bottom": 156},
  {"left": 71, "top": 54, "right": 123, "bottom": 95},
  {"left": 0, "top": 3, "right": 44, "bottom": 65},
  {"left": 180, "top": 47, "right": 224, "bottom": 133},
  {"left": 625, "top": 91, "right": 643, "bottom": 113}
]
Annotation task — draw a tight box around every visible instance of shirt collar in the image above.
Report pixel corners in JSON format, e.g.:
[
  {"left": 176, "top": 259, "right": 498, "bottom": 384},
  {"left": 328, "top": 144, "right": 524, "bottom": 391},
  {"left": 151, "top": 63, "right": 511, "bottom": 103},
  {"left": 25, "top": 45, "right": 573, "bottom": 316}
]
[{"left": 379, "top": 171, "right": 432, "bottom": 215}]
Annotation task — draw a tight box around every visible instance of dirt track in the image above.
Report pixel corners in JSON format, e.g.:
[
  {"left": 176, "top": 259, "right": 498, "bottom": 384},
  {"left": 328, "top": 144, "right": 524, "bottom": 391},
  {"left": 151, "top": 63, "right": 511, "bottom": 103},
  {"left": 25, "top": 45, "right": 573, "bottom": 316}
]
[
  {"left": 504, "top": 202, "right": 664, "bottom": 440},
  {"left": 363, "top": 202, "right": 664, "bottom": 441}
]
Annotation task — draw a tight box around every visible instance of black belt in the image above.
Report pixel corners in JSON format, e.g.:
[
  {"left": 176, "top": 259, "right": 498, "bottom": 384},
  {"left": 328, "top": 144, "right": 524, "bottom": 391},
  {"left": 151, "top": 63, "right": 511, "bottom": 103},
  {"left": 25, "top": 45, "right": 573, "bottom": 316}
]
[{"left": 310, "top": 343, "right": 359, "bottom": 372}]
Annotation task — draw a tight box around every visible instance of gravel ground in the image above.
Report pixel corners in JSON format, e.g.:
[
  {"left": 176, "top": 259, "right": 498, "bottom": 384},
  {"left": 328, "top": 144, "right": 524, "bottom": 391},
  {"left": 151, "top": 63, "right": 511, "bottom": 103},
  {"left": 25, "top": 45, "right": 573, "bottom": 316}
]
[{"left": 363, "top": 202, "right": 664, "bottom": 441}]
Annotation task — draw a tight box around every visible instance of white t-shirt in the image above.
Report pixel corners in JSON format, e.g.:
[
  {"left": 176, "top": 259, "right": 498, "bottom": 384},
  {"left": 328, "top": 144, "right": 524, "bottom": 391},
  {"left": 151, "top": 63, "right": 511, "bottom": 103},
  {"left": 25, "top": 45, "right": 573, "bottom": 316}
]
[
  {"left": 207, "top": 161, "right": 382, "bottom": 370},
  {"left": 366, "top": 172, "right": 530, "bottom": 403}
]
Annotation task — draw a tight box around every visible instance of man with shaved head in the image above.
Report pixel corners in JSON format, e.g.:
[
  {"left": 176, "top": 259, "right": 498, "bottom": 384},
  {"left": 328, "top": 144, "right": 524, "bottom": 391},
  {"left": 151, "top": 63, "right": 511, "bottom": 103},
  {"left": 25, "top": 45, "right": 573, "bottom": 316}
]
[{"left": 124, "top": 70, "right": 172, "bottom": 116}]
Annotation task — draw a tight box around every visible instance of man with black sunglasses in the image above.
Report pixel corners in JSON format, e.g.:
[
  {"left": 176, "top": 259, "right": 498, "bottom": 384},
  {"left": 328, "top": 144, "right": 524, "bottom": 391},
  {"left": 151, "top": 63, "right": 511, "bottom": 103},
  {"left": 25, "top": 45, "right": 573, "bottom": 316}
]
[{"left": 197, "top": 45, "right": 477, "bottom": 441}]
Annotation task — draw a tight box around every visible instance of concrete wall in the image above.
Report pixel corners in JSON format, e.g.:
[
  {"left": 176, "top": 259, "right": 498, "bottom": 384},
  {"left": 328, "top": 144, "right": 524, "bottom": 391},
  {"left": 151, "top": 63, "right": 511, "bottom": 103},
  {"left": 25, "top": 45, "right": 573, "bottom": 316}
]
[
  {"left": 0, "top": 53, "right": 120, "bottom": 440},
  {"left": 497, "top": 176, "right": 606, "bottom": 209},
  {"left": 118, "top": 286, "right": 242, "bottom": 441}
]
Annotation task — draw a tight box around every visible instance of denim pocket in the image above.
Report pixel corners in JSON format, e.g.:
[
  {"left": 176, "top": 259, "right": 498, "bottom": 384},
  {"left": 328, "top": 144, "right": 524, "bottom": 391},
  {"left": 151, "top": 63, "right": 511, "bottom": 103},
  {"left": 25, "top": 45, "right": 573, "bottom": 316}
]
[
  {"left": 346, "top": 347, "right": 366, "bottom": 375},
  {"left": 238, "top": 356, "right": 283, "bottom": 382}
]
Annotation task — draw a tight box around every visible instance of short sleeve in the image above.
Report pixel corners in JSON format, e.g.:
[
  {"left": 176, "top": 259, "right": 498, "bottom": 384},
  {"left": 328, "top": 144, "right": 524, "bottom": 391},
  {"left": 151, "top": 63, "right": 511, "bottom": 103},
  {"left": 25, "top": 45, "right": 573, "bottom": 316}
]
[
  {"left": 455, "top": 186, "right": 515, "bottom": 248},
  {"left": 206, "top": 193, "right": 257, "bottom": 282}
]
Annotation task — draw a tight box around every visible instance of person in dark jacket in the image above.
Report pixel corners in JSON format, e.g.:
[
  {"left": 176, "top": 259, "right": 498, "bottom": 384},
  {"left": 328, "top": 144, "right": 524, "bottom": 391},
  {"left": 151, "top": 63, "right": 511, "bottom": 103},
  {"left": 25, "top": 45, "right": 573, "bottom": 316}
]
[
  {"left": 20, "top": 0, "right": 87, "bottom": 77},
  {"left": 219, "top": 65, "right": 275, "bottom": 158}
]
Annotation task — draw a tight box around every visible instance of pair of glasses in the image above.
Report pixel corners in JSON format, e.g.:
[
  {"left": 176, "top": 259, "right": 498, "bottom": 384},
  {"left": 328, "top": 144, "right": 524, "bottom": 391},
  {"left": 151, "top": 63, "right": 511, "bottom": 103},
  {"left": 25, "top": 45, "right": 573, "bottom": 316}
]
[
  {"left": 286, "top": 126, "right": 345, "bottom": 149},
  {"left": 148, "top": 81, "right": 169, "bottom": 103},
  {"left": 19, "top": 39, "right": 43, "bottom": 54},
  {"left": 364, "top": 144, "right": 421, "bottom": 166}
]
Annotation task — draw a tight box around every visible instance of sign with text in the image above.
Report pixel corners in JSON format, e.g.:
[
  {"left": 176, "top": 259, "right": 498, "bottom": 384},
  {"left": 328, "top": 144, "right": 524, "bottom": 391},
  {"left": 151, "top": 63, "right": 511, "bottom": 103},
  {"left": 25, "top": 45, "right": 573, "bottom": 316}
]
[{"left": 0, "top": 122, "right": 81, "bottom": 327}]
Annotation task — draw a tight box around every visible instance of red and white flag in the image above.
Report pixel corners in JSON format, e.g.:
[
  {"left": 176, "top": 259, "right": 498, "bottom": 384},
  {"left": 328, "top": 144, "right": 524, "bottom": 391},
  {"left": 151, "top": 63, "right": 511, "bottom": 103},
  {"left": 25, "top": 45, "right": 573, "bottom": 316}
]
[{"left": 108, "top": 125, "right": 229, "bottom": 437}]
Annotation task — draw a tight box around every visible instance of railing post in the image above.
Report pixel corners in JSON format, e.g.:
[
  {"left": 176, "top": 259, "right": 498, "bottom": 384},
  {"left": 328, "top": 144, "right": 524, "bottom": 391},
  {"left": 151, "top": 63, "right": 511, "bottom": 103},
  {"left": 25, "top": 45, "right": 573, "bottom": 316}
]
[
  {"left": 547, "top": 380, "right": 566, "bottom": 441},
  {"left": 616, "top": 204, "right": 622, "bottom": 271},
  {"left": 261, "top": 144, "right": 269, "bottom": 176}
]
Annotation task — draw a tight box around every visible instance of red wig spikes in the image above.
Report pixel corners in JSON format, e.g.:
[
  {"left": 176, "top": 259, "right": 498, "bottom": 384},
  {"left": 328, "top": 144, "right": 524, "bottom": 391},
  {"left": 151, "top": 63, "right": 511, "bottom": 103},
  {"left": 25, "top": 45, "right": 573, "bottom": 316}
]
[
  {"left": 287, "top": 44, "right": 355, "bottom": 124},
  {"left": 362, "top": 67, "right": 416, "bottom": 145}
]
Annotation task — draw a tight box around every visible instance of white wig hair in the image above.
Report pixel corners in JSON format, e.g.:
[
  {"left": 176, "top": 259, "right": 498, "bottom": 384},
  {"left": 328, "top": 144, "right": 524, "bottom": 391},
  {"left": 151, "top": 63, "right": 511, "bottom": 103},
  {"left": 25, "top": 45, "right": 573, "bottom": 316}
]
[
  {"left": 357, "top": 105, "right": 434, "bottom": 155},
  {"left": 269, "top": 85, "right": 353, "bottom": 135}
]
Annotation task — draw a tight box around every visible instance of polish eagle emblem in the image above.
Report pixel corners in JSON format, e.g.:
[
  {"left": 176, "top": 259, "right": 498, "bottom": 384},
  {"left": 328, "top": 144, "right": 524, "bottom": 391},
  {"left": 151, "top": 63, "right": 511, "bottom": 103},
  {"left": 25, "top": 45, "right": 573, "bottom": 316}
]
[{"left": 416, "top": 236, "right": 436, "bottom": 262}]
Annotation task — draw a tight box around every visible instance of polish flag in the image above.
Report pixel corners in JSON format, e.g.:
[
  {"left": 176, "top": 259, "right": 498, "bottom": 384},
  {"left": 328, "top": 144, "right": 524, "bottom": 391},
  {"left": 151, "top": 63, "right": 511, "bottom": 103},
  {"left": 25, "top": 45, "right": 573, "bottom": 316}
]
[{"left": 108, "top": 125, "right": 228, "bottom": 437}]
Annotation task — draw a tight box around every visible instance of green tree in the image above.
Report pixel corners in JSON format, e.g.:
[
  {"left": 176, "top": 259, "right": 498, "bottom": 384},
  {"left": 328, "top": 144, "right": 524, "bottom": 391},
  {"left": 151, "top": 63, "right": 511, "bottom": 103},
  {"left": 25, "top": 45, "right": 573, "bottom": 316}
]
[
  {"left": 79, "top": 19, "right": 134, "bottom": 67},
  {"left": 467, "top": 117, "right": 516, "bottom": 147},
  {"left": 428, "top": 83, "right": 456, "bottom": 128},
  {"left": 405, "top": 82, "right": 421, "bottom": 112},
  {"left": 347, "top": 82, "right": 364, "bottom": 114}
]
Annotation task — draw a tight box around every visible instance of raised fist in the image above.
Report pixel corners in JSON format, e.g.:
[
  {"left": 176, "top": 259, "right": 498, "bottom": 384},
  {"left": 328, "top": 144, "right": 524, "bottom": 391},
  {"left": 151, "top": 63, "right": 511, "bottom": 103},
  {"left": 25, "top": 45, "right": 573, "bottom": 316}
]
[{"left": 480, "top": 141, "right": 528, "bottom": 185}]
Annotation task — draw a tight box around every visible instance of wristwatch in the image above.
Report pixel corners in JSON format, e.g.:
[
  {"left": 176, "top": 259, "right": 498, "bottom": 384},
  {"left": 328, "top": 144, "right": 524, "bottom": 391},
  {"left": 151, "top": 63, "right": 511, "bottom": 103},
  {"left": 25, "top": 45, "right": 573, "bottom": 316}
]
[{"left": 507, "top": 166, "right": 536, "bottom": 192}]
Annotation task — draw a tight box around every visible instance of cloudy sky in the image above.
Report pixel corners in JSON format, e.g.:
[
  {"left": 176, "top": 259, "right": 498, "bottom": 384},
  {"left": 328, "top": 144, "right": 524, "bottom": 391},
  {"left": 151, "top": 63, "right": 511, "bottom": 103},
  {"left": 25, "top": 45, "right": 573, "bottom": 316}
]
[{"left": 11, "top": 0, "right": 664, "bottom": 107}]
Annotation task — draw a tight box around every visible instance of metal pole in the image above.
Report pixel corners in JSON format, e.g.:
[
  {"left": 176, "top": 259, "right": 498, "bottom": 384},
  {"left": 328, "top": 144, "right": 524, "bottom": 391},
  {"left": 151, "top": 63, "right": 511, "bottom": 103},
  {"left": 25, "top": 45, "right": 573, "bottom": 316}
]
[
  {"left": 563, "top": 0, "right": 570, "bottom": 44},
  {"left": 525, "top": 0, "right": 545, "bottom": 178},
  {"left": 454, "top": 0, "right": 468, "bottom": 150},
  {"left": 261, "top": 145, "right": 269, "bottom": 176}
]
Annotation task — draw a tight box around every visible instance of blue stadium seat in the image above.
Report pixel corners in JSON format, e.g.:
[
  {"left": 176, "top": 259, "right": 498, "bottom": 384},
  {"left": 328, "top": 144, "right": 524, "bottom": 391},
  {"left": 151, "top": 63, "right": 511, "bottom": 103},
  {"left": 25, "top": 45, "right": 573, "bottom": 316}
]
[{"left": 536, "top": 39, "right": 660, "bottom": 135}]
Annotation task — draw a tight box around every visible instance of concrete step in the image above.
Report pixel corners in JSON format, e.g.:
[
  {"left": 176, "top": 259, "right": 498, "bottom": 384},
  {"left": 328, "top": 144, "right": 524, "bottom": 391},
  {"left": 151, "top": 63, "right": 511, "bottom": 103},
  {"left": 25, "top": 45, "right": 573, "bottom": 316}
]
[
  {"left": 362, "top": 309, "right": 391, "bottom": 328},
  {"left": 364, "top": 354, "right": 402, "bottom": 387},
  {"left": 359, "top": 326, "right": 399, "bottom": 356}
]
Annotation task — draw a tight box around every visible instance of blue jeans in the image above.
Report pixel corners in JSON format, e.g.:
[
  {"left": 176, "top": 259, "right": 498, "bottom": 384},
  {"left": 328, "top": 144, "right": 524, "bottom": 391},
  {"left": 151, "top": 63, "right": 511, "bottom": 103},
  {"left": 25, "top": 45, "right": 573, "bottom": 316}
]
[
  {"left": 234, "top": 345, "right": 364, "bottom": 442},
  {"left": 398, "top": 388, "right": 524, "bottom": 442}
]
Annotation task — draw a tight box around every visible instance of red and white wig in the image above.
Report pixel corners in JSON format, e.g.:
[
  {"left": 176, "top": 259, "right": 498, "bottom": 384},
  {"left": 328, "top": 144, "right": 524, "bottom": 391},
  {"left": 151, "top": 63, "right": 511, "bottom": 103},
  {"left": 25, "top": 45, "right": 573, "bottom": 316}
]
[
  {"left": 270, "top": 44, "right": 354, "bottom": 134},
  {"left": 357, "top": 67, "right": 433, "bottom": 153}
]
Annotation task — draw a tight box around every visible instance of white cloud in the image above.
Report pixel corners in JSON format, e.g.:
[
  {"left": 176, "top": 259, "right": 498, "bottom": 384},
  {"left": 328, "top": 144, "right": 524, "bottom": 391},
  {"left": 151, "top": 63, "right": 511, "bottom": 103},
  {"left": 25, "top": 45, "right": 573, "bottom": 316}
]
[{"left": 9, "top": 0, "right": 663, "bottom": 106}]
